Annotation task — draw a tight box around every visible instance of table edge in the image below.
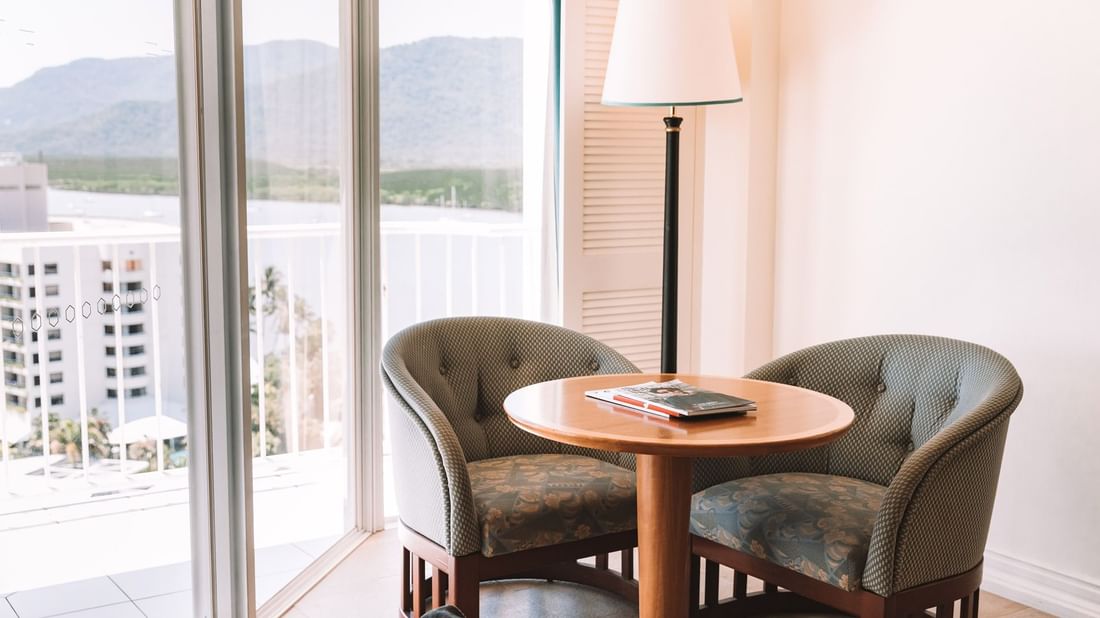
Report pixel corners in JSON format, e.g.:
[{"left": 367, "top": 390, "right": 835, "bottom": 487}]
[{"left": 503, "top": 374, "right": 856, "bottom": 457}]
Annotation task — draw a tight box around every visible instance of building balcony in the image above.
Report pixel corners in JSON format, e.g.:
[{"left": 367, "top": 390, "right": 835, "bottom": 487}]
[
  {"left": 103, "top": 329, "right": 149, "bottom": 340},
  {"left": 115, "top": 310, "right": 146, "bottom": 324},
  {"left": 117, "top": 373, "right": 151, "bottom": 389}
]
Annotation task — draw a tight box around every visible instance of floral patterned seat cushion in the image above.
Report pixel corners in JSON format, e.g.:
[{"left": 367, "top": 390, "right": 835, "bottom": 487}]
[
  {"left": 690, "top": 473, "right": 887, "bottom": 591},
  {"left": 468, "top": 454, "right": 637, "bottom": 557}
]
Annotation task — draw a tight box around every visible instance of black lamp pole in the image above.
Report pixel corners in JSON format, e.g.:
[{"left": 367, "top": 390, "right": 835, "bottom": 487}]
[{"left": 660, "top": 111, "right": 682, "bottom": 374}]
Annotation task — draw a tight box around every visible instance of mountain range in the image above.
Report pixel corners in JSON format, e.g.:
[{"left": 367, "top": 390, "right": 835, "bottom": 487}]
[{"left": 0, "top": 37, "right": 522, "bottom": 170}]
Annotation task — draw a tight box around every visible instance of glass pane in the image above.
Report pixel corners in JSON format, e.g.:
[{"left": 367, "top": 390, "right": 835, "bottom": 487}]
[
  {"left": 378, "top": 0, "right": 546, "bottom": 517},
  {"left": 239, "top": 0, "right": 352, "bottom": 606},
  {"left": 0, "top": 2, "right": 193, "bottom": 615}
]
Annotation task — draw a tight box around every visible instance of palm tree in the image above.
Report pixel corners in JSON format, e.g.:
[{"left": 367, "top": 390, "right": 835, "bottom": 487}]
[
  {"left": 15, "top": 408, "right": 113, "bottom": 467},
  {"left": 251, "top": 354, "right": 287, "bottom": 455},
  {"left": 50, "top": 417, "right": 82, "bottom": 465},
  {"left": 249, "top": 265, "right": 285, "bottom": 334},
  {"left": 247, "top": 264, "right": 344, "bottom": 454}
]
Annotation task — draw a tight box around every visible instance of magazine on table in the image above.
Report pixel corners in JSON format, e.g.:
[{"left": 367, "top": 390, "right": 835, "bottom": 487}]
[{"left": 585, "top": 379, "right": 756, "bottom": 420}]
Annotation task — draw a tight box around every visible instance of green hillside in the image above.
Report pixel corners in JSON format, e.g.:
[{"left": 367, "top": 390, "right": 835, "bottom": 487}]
[
  {"left": 42, "top": 157, "right": 521, "bottom": 210},
  {"left": 0, "top": 37, "right": 522, "bottom": 177}
]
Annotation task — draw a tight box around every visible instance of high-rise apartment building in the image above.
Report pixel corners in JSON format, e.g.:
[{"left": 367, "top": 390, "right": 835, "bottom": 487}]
[{"left": 1, "top": 157, "right": 186, "bottom": 451}]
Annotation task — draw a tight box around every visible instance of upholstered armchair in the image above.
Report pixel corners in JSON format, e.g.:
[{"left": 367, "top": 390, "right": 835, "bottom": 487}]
[
  {"left": 689, "top": 335, "right": 1022, "bottom": 617},
  {"left": 382, "top": 317, "right": 642, "bottom": 618}
]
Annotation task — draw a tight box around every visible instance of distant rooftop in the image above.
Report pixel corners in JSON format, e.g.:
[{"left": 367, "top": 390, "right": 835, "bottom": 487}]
[
  {"left": 0, "top": 152, "right": 25, "bottom": 166},
  {"left": 50, "top": 215, "right": 178, "bottom": 234}
]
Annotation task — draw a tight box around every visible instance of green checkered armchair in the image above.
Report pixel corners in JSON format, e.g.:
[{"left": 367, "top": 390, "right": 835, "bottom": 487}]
[
  {"left": 382, "top": 317, "right": 642, "bottom": 618},
  {"left": 690, "top": 335, "right": 1022, "bottom": 617}
]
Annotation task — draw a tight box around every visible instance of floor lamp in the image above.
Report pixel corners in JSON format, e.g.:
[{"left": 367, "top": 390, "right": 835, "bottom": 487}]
[{"left": 602, "top": 0, "right": 743, "bottom": 373}]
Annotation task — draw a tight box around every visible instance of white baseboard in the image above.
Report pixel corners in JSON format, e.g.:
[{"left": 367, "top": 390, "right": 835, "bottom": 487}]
[{"left": 983, "top": 550, "right": 1100, "bottom": 618}]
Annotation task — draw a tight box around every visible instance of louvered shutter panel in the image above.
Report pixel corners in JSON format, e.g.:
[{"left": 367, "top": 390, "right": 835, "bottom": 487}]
[{"left": 560, "top": 0, "right": 697, "bottom": 373}]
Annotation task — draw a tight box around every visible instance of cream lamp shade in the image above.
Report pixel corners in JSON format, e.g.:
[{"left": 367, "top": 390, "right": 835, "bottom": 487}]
[{"left": 602, "top": 0, "right": 742, "bottom": 107}]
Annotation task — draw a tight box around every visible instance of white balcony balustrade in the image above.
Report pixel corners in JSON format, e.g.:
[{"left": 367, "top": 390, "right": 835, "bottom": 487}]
[{"left": 0, "top": 212, "right": 524, "bottom": 592}]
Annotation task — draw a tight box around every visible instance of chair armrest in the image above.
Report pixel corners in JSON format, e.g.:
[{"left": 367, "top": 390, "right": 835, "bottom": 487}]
[
  {"left": 382, "top": 370, "right": 482, "bottom": 557},
  {"left": 862, "top": 385, "right": 1022, "bottom": 596}
]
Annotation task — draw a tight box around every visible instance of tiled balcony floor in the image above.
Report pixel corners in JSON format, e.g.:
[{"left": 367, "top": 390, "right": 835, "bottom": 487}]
[
  {"left": 0, "top": 448, "right": 388, "bottom": 617},
  {"left": 0, "top": 541, "right": 329, "bottom": 618}
]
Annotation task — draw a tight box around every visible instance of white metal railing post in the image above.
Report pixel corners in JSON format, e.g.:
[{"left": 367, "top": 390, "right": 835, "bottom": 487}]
[
  {"left": 379, "top": 234, "right": 389, "bottom": 340},
  {"left": 471, "top": 235, "right": 479, "bottom": 314},
  {"left": 149, "top": 242, "right": 166, "bottom": 473},
  {"left": 32, "top": 247, "right": 51, "bottom": 481},
  {"left": 319, "top": 254, "right": 331, "bottom": 451},
  {"left": 498, "top": 240, "right": 507, "bottom": 314},
  {"left": 1, "top": 341, "right": 8, "bottom": 490},
  {"left": 444, "top": 233, "right": 454, "bottom": 316},
  {"left": 71, "top": 245, "right": 91, "bottom": 480},
  {"left": 413, "top": 233, "right": 423, "bottom": 321},
  {"left": 287, "top": 250, "right": 299, "bottom": 455},
  {"left": 254, "top": 242, "right": 267, "bottom": 459},
  {"left": 110, "top": 245, "right": 127, "bottom": 476}
]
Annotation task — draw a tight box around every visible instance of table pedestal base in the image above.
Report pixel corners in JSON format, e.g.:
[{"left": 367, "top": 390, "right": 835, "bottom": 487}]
[{"left": 636, "top": 453, "right": 694, "bottom": 618}]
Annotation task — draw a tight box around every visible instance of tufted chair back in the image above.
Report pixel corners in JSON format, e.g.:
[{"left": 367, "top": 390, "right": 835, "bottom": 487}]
[
  {"left": 382, "top": 317, "right": 640, "bottom": 464},
  {"left": 696, "top": 335, "right": 1022, "bottom": 490}
]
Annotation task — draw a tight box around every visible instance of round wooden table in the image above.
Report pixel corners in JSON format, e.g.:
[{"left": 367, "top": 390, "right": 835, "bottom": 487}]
[{"left": 503, "top": 373, "right": 855, "bottom": 618}]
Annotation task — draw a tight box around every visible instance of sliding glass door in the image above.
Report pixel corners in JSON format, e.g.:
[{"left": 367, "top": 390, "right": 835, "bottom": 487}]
[
  {"left": 238, "top": 0, "right": 359, "bottom": 606},
  {"left": 1, "top": 1, "right": 376, "bottom": 616},
  {"left": 0, "top": 2, "right": 195, "bottom": 616}
]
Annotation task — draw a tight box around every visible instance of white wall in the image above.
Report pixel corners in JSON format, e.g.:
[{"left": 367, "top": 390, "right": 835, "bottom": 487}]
[
  {"left": 770, "top": 0, "right": 1100, "bottom": 607},
  {"left": 692, "top": 0, "right": 779, "bottom": 376},
  {"left": 695, "top": 0, "right": 1100, "bottom": 612}
]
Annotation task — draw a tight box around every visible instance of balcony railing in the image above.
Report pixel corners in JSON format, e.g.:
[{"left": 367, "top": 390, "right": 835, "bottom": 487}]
[
  {"left": 1, "top": 215, "right": 524, "bottom": 485},
  {"left": 0, "top": 212, "right": 525, "bottom": 593}
]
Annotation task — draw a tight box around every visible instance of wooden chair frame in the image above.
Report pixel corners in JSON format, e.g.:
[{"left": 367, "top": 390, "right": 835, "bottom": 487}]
[
  {"left": 691, "top": 535, "right": 983, "bottom": 618},
  {"left": 399, "top": 524, "right": 639, "bottom": 618}
]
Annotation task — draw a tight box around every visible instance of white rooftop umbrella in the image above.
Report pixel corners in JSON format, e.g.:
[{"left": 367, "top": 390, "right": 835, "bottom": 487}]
[
  {"left": 107, "top": 416, "right": 188, "bottom": 445},
  {"left": 2, "top": 410, "right": 32, "bottom": 446}
]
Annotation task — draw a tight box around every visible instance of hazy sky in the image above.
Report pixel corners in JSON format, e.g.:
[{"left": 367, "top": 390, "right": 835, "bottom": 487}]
[{"left": 0, "top": 0, "right": 523, "bottom": 87}]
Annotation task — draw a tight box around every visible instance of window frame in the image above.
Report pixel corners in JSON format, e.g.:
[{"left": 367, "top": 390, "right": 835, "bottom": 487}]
[{"left": 175, "top": 0, "right": 382, "bottom": 615}]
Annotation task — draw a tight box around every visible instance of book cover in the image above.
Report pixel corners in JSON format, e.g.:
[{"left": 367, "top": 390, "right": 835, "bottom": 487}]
[{"left": 585, "top": 380, "right": 756, "bottom": 418}]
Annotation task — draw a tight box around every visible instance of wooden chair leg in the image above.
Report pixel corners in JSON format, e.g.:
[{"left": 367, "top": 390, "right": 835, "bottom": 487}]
[
  {"left": 733, "top": 571, "right": 747, "bottom": 599},
  {"left": 431, "top": 567, "right": 446, "bottom": 609},
  {"left": 764, "top": 582, "right": 778, "bottom": 594},
  {"left": 401, "top": 547, "right": 413, "bottom": 616},
  {"left": 448, "top": 554, "right": 480, "bottom": 618},
  {"left": 595, "top": 553, "right": 609, "bottom": 570},
  {"left": 690, "top": 556, "right": 701, "bottom": 608},
  {"left": 973, "top": 589, "right": 981, "bottom": 618},
  {"left": 620, "top": 548, "right": 634, "bottom": 581},
  {"left": 960, "top": 595, "right": 971, "bottom": 618},
  {"left": 936, "top": 602, "right": 953, "bottom": 617},
  {"left": 704, "top": 560, "right": 720, "bottom": 607},
  {"left": 412, "top": 555, "right": 426, "bottom": 616}
]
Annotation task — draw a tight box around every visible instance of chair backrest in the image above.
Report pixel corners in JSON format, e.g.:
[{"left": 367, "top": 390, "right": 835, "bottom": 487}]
[
  {"left": 743, "top": 335, "right": 1021, "bottom": 486},
  {"left": 382, "top": 317, "right": 639, "bottom": 463}
]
